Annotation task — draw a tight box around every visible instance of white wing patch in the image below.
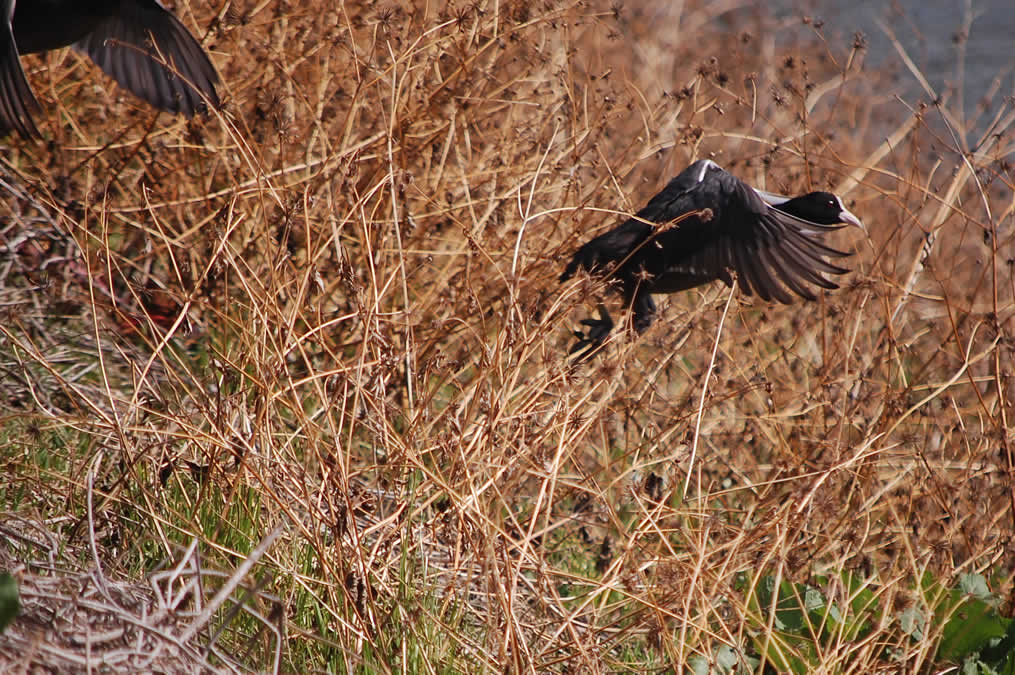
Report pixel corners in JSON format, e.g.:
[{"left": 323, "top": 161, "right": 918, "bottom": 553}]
[
  {"left": 695, "top": 159, "right": 720, "bottom": 183},
  {"left": 753, "top": 188, "right": 791, "bottom": 206}
]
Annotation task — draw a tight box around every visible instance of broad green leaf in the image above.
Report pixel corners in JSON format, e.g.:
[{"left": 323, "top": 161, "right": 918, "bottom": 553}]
[
  {"left": 939, "top": 598, "right": 1010, "bottom": 662},
  {"left": 899, "top": 605, "right": 925, "bottom": 641},
  {"left": 959, "top": 574, "right": 994, "bottom": 603}
]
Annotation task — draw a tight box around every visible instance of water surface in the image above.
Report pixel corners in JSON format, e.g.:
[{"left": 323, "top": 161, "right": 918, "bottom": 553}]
[{"left": 778, "top": 0, "right": 1014, "bottom": 113}]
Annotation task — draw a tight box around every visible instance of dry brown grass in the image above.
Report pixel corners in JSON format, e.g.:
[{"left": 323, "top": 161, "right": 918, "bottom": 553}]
[{"left": 2, "top": 0, "right": 1014, "bottom": 672}]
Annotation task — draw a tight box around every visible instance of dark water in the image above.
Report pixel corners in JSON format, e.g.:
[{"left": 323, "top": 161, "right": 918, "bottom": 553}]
[{"left": 777, "top": 0, "right": 1015, "bottom": 112}]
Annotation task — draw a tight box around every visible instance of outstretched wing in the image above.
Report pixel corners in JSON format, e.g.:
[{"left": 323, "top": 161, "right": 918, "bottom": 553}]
[
  {"left": 0, "top": 0, "right": 40, "bottom": 138},
  {"left": 633, "top": 168, "right": 850, "bottom": 303},
  {"left": 74, "top": 0, "right": 219, "bottom": 117}
]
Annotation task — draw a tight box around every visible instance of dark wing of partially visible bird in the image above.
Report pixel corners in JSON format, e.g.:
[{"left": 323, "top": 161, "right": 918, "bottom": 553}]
[
  {"left": 0, "top": 0, "right": 40, "bottom": 138},
  {"left": 74, "top": 0, "right": 220, "bottom": 117}
]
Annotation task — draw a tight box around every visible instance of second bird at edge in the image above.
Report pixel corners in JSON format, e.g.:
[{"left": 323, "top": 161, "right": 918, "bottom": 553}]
[
  {"left": 1, "top": 0, "right": 221, "bottom": 139},
  {"left": 560, "top": 159, "right": 865, "bottom": 356}
]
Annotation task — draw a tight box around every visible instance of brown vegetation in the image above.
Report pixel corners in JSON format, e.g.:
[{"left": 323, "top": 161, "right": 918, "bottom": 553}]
[{"left": 1, "top": 0, "right": 1013, "bottom": 671}]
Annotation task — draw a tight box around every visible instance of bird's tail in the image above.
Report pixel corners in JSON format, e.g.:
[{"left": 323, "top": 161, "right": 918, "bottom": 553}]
[
  {"left": 559, "top": 255, "right": 583, "bottom": 283},
  {"left": 559, "top": 240, "right": 607, "bottom": 283}
]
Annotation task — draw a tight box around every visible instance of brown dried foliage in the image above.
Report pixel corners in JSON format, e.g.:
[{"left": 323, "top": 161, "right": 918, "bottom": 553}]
[{"left": 1, "top": 0, "right": 1014, "bottom": 671}]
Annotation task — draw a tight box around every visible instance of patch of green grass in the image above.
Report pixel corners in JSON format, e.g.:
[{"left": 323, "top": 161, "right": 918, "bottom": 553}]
[{"left": 739, "top": 570, "right": 1015, "bottom": 674}]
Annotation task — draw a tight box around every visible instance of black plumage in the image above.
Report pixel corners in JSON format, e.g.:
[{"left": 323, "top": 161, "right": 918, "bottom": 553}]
[
  {"left": 1, "top": 0, "right": 220, "bottom": 138},
  {"left": 560, "top": 159, "right": 864, "bottom": 353}
]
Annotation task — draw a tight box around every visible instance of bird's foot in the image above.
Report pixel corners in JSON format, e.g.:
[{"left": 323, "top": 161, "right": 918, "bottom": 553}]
[{"left": 568, "top": 304, "right": 614, "bottom": 361}]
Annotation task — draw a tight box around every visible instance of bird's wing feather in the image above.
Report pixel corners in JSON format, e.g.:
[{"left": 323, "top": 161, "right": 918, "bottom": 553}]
[
  {"left": 0, "top": 0, "right": 40, "bottom": 138},
  {"left": 758, "top": 244, "right": 818, "bottom": 300},
  {"left": 636, "top": 169, "right": 850, "bottom": 302},
  {"left": 752, "top": 243, "right": 794, "bottom": 303},
  {"left": 560, "top": 164, "right": 712, "bottom": 281},
  {"left": 753, "top": 188, "right": 791, "bottom": 206},
  {"left": 562, "top": 162, "right": 852, "bottom": 304},
  {"left": 73, "top": 0, "right": 219, "bottom": 117},
  {"left": 633, "top": 173, "right": 701, "bottom": 222},
  {"left": 560, "top": 218, "right": 653, "bottom": 281}
]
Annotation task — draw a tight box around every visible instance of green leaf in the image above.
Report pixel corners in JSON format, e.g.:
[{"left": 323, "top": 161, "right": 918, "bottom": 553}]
[
  {"left": 689, "top": 644, "right": 756, "bottom": 675},
  {"left": 960, "top": 657, "right": 984, "bottom": 675},
  {"left": 976, "top": 612, "right": 1015, "bottom": 673},
  {"left": 714, "top": 644, "right": 745, "bottom": 673},
  {"left": 959, "top": 574, "right": 994, "bottom": 603},
  {"left": 938, "top": 597, "right": 1010, "bottom": 662},
  {"left": 804, "top": 587, "right": 825, "bottom": 613},
  {"left": 840, "top": 571, "right": 880, "bottom": 640},
  {"left": 688, "top": 654, "right": 709, "bottom": 675},
  {"left": 757, "top": 577, "right": 806, "bottom": 633},
  {"left": 899, "top": 605, "right": 925, "bottom": 641},
  {"left": 0, "top": 573, "right": 19, "bottom": 632}
]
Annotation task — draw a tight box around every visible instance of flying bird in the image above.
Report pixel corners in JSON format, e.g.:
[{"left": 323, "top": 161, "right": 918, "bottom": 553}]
[
  {"left": 1, "top": 0, "right": 220, "bottom": 138},
  {"left": 560, "top": 159, "right": 864, "bottom": 355}
]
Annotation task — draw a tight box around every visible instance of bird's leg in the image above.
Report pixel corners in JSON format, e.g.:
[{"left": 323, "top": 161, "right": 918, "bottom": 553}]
[
  {"left": 632, "top": 289, "right": 657, "bottom": 334},
  {"left": 569, "top": 285, "right": 657, "bottom": 359},
  {"left": 569, "top": 302, "right": 615, "bottom": 357}
]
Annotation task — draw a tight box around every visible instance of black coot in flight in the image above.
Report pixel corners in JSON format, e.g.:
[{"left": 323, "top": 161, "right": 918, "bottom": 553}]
[
  {"left": 1, "top": 0, "right": 220, "bottom": 138},
  {"left": 560, "top": 159, "right": 864, "bottom": 354}
]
